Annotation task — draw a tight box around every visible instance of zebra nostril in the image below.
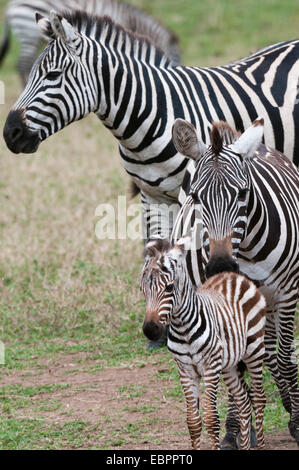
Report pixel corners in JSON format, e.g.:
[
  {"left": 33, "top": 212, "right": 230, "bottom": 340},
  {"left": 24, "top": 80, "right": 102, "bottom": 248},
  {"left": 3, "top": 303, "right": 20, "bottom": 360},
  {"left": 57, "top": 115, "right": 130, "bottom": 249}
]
[{"left": 10, "top": 126, "right": 23, "bottom": 142}]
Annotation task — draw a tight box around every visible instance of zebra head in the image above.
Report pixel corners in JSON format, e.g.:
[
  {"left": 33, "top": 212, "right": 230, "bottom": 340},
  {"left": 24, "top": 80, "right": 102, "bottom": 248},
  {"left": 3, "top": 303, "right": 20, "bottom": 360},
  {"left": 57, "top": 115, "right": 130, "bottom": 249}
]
[
  {"left": 141, "top": 237, "right": 190, "bottom": 341},
  {"left": 172, "top": 118, "right": 264, "bottom": 279},
  {"left": 3, "top": 11, "right": 99, "bottom": 154}
]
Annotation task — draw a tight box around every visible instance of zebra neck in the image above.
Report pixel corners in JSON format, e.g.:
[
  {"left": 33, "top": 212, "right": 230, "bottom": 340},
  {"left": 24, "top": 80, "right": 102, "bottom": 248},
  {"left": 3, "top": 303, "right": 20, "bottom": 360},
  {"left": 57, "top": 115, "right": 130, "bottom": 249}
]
[{"left": 94, "top": 56, "right": 169, "bottom": 144}]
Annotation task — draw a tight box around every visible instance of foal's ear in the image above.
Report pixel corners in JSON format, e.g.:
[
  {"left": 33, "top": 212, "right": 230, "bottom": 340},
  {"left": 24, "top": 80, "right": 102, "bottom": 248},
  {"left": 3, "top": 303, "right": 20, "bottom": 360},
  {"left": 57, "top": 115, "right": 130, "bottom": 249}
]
[
  {"left": 168, "top": 236, "right": 192, "bottom": 261},
  {"left": 230, "top": 117, "right": 264, "bottom": 159},
  {"left": 172, "top": 119, "right": 206, "bottom": 161},
  {"left": 144, "top": 238, "right": 170, "bottom": 259}
]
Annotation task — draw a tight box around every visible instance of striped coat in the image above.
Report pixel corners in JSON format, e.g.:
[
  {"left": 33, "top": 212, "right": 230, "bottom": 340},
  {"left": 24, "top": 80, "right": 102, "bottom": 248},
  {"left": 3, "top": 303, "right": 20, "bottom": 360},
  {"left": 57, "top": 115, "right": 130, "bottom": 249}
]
[
  {"left": 171, "top": 117, "right": 299, "bottom": 447},
  {"left": 141, "top": 238, "right": 266, "bottom": 450},
  {"left": 0, "top": 0, "right": 180, "bottom": 84},
  {"left": 3, "top": 12, "right": 299, "bottom": 242}
]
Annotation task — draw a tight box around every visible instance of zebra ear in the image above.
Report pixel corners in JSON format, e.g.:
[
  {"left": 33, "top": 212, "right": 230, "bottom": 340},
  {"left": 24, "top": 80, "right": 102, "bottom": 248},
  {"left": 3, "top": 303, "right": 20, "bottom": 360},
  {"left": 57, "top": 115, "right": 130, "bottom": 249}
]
[
  {"left": 36, "top": 13, "right": 55, "bottom": 41},
  {"left": 36, "top": 11, "right": 78, "bottom": 45},
  {"left": 169, "top": 236, "right": 192, "bottom": 261},
  {"left": 144, "top": 238, "right": 170, "bottom": 259},
  {"left": 230, "top": 117, "right": 264, "bottom": 159},
  {"left": 49, "top": 11, "right": 78, "bottom": 45},
  {"left": 172, "top": 119, "right": 206, "bottom": 161}
]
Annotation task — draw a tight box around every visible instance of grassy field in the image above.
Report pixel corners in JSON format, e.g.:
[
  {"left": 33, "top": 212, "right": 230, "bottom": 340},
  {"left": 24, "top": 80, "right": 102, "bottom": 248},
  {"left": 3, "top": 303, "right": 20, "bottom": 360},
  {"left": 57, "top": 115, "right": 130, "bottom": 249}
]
[{"left": 0, "top": 0, "right": 298, "bottom": 450}]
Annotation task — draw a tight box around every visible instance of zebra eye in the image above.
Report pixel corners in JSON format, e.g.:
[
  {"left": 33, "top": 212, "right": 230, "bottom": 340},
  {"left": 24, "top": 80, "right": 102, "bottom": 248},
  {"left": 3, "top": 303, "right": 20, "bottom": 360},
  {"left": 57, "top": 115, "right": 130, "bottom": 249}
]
[
  {"left": 165, "top": 283, "right": 174, "bottom": 293},
  {"left": 45, "top": 71, "right": 61, "bottom": 81},
  {"left": 238, "top": 188, "right": 249, "bottom": 202}
]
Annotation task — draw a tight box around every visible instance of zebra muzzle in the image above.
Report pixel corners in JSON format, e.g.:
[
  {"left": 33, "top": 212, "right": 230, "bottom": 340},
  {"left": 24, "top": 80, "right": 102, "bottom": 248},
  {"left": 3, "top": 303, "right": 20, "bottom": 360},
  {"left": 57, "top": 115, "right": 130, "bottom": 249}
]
[
  {"left": 3, "top": 109, "right": 40, "bottom": 154},
  {"left": 142, "top": 319, "right": 164, "bottom": 341}
]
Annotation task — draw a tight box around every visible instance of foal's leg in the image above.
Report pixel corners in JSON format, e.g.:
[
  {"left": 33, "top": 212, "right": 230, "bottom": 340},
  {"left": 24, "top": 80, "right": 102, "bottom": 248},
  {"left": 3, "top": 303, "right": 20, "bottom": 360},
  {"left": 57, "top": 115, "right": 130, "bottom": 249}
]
[
  {"left": 222, "top": 367, "right": 251, "bottom": 450},
  {"left": 203, "top": 367, "right": 221, "bottom": 450},
  {"left": 177, "top": 363, "right": 202, "bottom": 450},
  {"left": 221, "top": 362, "right": 255, "bottom": 449},
  {"left": 244, "top": 351, "right": 266, "bottom": 449}
]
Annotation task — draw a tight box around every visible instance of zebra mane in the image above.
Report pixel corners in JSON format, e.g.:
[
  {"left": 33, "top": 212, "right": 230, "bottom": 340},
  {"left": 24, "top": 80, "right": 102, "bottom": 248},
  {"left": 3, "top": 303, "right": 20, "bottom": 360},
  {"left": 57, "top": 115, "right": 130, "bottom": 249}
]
[
  {"left": 210, "top": 121, "right": 241, "bottom": 154},
  {"left": 61, "top": 10, "right": 171, "bottom": 66}
]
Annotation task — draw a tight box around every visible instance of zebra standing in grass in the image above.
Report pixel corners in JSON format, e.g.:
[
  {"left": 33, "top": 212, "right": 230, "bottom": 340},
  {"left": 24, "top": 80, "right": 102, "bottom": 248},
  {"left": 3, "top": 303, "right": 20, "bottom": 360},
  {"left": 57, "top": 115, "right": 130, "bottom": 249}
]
[
  {"left": 3, "top": 10, "right": 299, "bottom": 242},
  {"left": 0, "top": 0, "right": 181, "bottom": 85},
  {"left": 141, "top": 237, "right": 267, "bottom": 450},
  {"left": 171, "top": 117, "right": 299, "bottom": 448}
]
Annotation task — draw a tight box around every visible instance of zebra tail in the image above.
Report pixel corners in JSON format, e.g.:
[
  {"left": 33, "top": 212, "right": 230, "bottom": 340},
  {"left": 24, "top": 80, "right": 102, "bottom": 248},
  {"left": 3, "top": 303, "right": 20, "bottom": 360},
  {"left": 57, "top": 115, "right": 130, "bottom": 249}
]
[{"left": 0, "top": 21, "right": 10, "bottom": 66}]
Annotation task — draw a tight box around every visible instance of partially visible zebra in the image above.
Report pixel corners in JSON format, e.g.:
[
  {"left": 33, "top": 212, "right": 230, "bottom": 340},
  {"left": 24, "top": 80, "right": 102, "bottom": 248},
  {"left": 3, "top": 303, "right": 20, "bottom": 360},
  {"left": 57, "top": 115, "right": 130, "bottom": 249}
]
[
  {"left": 3, "top": 11, "right": 299, "bottom": 245},
  {"left": 141, "top": 237, "right": 266, "bottom": 450},
  {"left": 171, "top": 117, "right": 299, "bottom": 447},
  {"left": 0, "top": 0, "right": 181, "bottom": 85}
]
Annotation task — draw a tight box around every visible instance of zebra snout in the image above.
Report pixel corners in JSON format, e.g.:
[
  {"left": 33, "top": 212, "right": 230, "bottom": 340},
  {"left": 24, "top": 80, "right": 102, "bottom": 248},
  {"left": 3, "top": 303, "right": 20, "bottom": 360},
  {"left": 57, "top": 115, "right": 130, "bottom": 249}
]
[
  {"left": 142, "top": 319, "right": 164, "bottom": 341},
  {"left": 205, "top": 256, "right": 239, "bottom": 279},
  {"left": 3, "top": 109, "right": 40, "bottom": 154}
]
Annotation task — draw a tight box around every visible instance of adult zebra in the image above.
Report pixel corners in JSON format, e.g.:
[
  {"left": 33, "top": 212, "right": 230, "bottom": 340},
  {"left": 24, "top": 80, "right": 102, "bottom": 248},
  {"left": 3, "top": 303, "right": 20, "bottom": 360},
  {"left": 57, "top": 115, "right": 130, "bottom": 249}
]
[
  {"left": 0, "top": 0, "right": 181, "bottom": 85},
  {"left": 3, "top": 10, "right": 299, "bottom": 242},
  {"left": 171, "top": 117, "right": 299, "bottom": 447}
]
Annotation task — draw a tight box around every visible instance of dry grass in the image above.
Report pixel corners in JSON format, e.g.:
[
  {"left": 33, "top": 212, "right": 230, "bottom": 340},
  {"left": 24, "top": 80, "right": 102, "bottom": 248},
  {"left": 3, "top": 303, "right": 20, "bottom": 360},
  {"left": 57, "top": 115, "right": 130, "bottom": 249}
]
[{"left": 0, "top": 73, "right": 144, "bottom": 337}]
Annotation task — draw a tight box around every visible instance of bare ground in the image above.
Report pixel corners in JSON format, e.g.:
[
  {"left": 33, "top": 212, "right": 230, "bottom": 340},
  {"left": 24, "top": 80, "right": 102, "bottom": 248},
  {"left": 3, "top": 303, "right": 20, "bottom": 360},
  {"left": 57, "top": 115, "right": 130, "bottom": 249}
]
[{"left": 2, "top": 355, "right": 298, "bottom": 451}]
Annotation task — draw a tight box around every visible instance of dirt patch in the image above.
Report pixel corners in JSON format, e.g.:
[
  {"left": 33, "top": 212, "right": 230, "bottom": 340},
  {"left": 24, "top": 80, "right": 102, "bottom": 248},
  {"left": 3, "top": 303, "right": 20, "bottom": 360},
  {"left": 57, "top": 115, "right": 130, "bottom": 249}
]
[{"left": 2, "top": 357, "right": 298, "bottom": 450}]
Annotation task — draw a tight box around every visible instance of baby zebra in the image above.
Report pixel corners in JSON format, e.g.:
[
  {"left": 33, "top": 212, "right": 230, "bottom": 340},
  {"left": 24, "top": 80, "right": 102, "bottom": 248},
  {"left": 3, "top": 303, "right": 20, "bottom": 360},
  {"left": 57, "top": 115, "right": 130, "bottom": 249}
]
[{"left": 141, "top": 238, "right": 266, "bottom": 450}]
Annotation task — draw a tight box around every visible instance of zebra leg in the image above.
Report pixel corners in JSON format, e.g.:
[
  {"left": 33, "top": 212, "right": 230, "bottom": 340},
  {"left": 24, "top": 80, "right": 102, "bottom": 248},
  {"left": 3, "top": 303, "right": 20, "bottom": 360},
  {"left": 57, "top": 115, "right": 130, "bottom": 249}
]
[
  {"left": 276, "top": 309, "right": 299, "bottom": 444},
  {"left": 177, "top": 364, "right": 202, "bottom": 450},
  {"left": 221, "top": 392, "right": 239, "bottom": 449},
  {"left": 202, "top": 367, "right": 221, "bottom": 450},
  {"left": 221, "top": 362, "right": 257, "bottom": 449},
  {"left": 264, "top": 314, "right": 292, "bottom": 414},
  {"left": 141, "top": 191, "right": 180, "bottom": 241},
  {"left": 245, "top": 358, "right": 266, "bottom": 449},
  {"left": 222, "top": 367, "right": 252, "bottom": 450}
]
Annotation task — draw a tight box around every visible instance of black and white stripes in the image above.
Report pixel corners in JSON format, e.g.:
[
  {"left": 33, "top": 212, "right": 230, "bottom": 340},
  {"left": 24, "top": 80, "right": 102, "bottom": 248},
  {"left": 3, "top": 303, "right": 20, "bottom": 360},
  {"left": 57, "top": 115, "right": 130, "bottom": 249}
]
[
  {"left": 3, "top": 11, "right": 299, "bottom": 241},
  {"left": 171, "top": 117, "right": 299, "bottom": 446},
  {"left": 0, "top": 0, "right": 180, "bottom": 85},
  {"left": 141, "top": 238, "right": 266, "bottom": 450}
]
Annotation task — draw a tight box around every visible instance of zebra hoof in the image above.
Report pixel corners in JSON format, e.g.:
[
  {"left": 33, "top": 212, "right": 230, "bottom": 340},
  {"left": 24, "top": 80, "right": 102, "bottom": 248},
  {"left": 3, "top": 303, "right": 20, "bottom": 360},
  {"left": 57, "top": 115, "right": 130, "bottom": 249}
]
[
  {"left": 288, "top": 419, "right": 299, "bottom": 443},
  {"left": 236, "top": 428, "right": 258, "bottom": 449},
  {"left": 220, "top": 433, "right": 238, "bottom": 450}
]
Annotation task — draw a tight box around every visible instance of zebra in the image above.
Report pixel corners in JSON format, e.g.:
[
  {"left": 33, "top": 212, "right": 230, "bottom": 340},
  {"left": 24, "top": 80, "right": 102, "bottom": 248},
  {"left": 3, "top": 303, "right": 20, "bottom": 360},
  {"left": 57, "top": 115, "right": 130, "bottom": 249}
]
[
  {"left": 3, "top": 10, "right": 299, "bottom": 243},
  {"left": 0, "top": 0, "right": 181, "bottom": 85},
  {"left": 141, "top": 237, "right": 267, "bottom": 450},
  {"left": 171, "top": 117, "right": 299, "bottom": 448}
]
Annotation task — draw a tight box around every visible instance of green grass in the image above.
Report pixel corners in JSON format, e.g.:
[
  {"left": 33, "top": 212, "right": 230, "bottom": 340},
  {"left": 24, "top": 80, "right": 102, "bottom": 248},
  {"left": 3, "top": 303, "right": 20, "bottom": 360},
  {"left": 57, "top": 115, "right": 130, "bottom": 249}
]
[{"left": 0, "top": 0, "right": 298, "bottom": 451}]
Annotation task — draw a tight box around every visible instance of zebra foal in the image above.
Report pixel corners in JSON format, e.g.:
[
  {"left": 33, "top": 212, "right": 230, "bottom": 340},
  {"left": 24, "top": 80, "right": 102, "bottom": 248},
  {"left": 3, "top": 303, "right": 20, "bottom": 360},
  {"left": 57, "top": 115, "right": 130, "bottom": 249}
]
[{"left": 141, "top": 238, "right": 266, "bottom": 450}]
